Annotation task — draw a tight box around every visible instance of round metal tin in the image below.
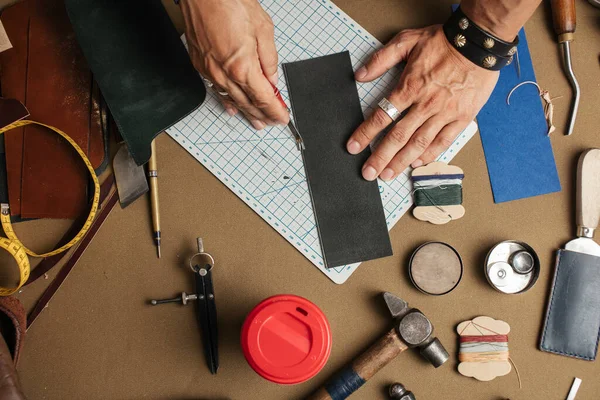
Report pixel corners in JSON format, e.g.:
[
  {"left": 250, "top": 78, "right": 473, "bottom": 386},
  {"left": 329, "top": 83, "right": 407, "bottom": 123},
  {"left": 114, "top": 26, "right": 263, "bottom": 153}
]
[
  {"left": 409, "top": 242, "right": 463, "bottom": 296},
  {"left": 485, "top": 240, "right": 540, "bottom": 294}
]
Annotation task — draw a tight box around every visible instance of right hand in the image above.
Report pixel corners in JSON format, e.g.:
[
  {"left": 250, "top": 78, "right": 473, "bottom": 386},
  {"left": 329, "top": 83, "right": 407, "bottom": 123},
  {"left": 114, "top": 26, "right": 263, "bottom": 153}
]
[{"left": 180, "top": 0, "right": 289, "bottom": 130}]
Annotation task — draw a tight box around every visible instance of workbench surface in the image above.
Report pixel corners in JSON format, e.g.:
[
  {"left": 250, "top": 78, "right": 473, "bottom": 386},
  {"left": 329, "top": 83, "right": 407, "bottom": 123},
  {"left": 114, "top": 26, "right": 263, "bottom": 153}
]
[{"left": 10, "top": 0, "right": 600, "bottom": 399}]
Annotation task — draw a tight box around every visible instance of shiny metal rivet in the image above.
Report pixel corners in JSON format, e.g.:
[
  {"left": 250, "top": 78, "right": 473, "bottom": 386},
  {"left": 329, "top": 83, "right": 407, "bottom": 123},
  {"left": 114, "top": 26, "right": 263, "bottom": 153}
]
[
  {"left": 483, "top": 38, "right": 495, "bottom": 49},
  {"left": 506, "top": 56, "right": 514, "bottom": 66},
  {"left": 508, "top": 46, "right": 517, "bottom": 56},
  {"left": 482, "top": 55, "right": 497, "bottom": 68},
  {"left": 458, "top": 18, "right": 469, "bottom": 30},
  {"left": 454, "top": 34, "right": 467, "bottom": 48}
]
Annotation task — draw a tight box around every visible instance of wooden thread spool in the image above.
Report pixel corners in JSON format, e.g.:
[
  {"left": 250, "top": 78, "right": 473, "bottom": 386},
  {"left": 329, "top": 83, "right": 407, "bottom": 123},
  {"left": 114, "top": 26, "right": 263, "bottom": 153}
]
[
  {"left": 457, "top": 316, "right": 521, "bottom": 387},
  {"left": 409, "top": 242, "right": 463, "bottom": 295},
  {"left": 412, "top": 162, "right": 465, "bottom": 225}
]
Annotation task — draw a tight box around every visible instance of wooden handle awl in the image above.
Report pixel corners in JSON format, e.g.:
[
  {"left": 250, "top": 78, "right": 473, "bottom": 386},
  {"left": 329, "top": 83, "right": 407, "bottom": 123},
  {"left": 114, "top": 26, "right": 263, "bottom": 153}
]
[
  {"left": 551, "top": 0, "right": 576, "bottom": 40},
  {"left": 306, "top": 328, "right": 408, "bottom": 400}
]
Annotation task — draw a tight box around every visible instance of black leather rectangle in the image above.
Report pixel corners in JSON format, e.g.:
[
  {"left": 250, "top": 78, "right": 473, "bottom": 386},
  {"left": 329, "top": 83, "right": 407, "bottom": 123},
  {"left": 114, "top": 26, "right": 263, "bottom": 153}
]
[
  {"left": 540, "top": 249, "right": 600, "bottom": 360},
  {"left": 283, "top": 52, "right": 392, "bottom": 268}
]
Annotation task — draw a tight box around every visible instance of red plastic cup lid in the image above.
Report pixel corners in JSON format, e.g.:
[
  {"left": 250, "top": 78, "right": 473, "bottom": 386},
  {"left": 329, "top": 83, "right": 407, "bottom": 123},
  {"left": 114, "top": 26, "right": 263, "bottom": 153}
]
[{"left": 241, "top": 295, "right": 332, "bottom": 385}]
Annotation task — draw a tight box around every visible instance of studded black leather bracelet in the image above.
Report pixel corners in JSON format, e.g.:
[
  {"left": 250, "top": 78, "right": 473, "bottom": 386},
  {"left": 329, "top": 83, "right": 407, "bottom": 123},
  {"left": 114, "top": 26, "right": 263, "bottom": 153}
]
[{"left": 443, "top": 7, "right": 518, "bottom": 71}]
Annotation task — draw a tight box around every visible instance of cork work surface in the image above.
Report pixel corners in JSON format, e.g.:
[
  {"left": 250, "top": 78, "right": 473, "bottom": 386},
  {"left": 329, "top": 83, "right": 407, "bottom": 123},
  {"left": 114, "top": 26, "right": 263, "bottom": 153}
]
[{"left": 11, "top": 0, "right": 600, "bottom": 399}]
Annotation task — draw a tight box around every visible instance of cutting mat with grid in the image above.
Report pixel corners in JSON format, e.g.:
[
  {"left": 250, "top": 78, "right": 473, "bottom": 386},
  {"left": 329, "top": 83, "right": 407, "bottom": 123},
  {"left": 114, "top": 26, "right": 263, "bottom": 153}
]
[{"left": 167, "top": 0, "right": 478, "bottom": 284}]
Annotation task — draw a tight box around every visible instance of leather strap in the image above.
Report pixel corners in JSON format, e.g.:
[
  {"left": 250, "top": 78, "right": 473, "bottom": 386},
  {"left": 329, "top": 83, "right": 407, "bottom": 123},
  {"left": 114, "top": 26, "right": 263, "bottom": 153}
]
[
  {"left": 447, "top": 7, "right": 518, "bottom": 57},
  {"left": 27, "top": 188, "right": 119, "bottom": 329}
]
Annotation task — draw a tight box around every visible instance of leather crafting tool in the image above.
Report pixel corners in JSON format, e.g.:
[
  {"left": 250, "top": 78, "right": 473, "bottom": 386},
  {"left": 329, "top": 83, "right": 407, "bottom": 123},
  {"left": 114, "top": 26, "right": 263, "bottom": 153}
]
[
  {"left": 150, "top": 238, "right": 218, "bottom": 374},
  {"left": 540, "top": 149, "right": 600, "bottom": 360},
  {"left": 113, "top": 144, "right": 149, "bottom": 208},
  {"left": 0, "top": 120, "right": 100, "bottom": 296},
  {"left": 388, "top": 383, "right": 415, "bottom": 400},
  {"left": 271, "top": 83, "right": 304, "bottom": 151},
  {"left": 306, "top": 292, "right": 448, "bottom": 400},
  {"left": 550, "top": 0, "right": 580, "bottom": 136},
  {"left": 148, "top": 140, "right": 161, "bottom": 258},
  {"left": 485, "top": 241, "right": 540, "bottom": 294}
]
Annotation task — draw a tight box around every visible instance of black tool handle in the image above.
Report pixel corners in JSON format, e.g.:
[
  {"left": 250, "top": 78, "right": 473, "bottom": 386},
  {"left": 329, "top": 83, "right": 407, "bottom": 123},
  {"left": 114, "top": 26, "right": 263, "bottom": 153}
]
[{"left": 195, "top": 266, "right": 219, "bottom": 374}]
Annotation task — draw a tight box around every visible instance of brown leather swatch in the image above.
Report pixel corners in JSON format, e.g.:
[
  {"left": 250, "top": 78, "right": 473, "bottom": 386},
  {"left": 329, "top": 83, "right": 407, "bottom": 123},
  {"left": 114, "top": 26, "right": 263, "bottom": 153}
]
[{"left": 0, "top": 0, "right": 106, "bottom": 219}]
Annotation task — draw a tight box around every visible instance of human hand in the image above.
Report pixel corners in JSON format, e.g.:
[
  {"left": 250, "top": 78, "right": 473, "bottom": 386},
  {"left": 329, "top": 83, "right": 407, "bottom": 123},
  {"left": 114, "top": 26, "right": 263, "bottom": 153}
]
[
  {"left": 347, "top": 25, "right": 499, "bottom": 181},
  {"left": 180, "top": 0, "right": 289, "bottom": 130}
]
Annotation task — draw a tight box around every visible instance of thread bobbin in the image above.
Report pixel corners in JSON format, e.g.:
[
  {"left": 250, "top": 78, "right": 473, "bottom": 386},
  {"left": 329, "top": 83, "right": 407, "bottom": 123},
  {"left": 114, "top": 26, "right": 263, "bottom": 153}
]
[
  {"left": 456, "top": 316, "right": 513, "bottom": 382},
  {"left": 411, "top": 162, "right": 465, "bottom": 225}
]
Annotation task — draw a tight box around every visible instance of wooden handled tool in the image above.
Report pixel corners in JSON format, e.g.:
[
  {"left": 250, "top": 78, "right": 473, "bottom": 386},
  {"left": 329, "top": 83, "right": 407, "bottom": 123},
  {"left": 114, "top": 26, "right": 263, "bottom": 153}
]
[
  {"left": 148, "top": 139, "right": 161, "bottom": 258},
  {"left": 551, "top": 0, "right": 576, "bottom": 40},
  {"left": 564, "top": 149, "right": 600, "bottom": 256},
  {"left": 550, "top": 0, "right": 580, "bottom": 136},
  {"left": 306, "top": 293, "right": 448, "bottom": 400},
  {"left": 307, "top": 329, "right": 408, "bottom": 400},
  {"left": 576, "top": 149, "right": 600, "bottom": 241}
]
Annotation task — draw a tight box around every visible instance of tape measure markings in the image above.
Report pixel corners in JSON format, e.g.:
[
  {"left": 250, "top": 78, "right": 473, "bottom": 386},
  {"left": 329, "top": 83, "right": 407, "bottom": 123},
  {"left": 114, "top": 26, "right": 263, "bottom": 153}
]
[{"left": 0, "top": 120, "right": 100, "bottom": 296}]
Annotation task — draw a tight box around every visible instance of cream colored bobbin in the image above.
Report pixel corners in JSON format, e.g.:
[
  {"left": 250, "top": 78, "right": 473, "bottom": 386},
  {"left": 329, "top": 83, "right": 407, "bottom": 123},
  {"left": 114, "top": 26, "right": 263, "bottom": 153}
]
[
  {"left": 412, "top": 161, "right": 465, "bottom": 225},
  {"left": 457, "top": 316, "right": 512, "bottom": 382}
]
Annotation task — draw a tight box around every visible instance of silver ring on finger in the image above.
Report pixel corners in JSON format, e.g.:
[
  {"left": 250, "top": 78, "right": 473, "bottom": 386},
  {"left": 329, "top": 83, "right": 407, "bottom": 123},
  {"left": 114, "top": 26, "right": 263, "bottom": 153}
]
[
  {"left": 216, "top": 90, "right": 229, "bottom": 96},
  {"left": 202, "top": 77, "right": 214, "bottom": 88},
  {"left": 378, "top": 97, "right": 401, "bottom": 121}
]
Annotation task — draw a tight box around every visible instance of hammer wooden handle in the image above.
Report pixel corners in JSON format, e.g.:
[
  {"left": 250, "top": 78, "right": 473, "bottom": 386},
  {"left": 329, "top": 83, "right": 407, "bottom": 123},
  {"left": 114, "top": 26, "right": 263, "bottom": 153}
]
[
  {"left": 551, "top": 0, "right": 576, "bottom": 41},
  {"left": 306, "top": 328, "right": 408, "bottom": 400}
]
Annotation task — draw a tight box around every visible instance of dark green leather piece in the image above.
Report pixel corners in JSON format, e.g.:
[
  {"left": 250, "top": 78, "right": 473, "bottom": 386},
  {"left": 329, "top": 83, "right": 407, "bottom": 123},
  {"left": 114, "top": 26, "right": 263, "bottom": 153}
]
[{"left": 64, "top": 0, "right": 206, "bottom": 165}]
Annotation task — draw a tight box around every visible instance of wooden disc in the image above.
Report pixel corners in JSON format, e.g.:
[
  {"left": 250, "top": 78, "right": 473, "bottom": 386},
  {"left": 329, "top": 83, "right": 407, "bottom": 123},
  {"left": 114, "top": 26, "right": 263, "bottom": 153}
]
[{"left": 409, "top": 242, "right": 463, "bottom": 295}]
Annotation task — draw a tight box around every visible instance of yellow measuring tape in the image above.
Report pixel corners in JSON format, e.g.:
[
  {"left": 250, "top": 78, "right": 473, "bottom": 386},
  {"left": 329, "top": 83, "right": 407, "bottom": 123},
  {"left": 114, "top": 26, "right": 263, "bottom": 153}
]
[{"left": 0, "top": 120, "right": 100, "bottom": 296}]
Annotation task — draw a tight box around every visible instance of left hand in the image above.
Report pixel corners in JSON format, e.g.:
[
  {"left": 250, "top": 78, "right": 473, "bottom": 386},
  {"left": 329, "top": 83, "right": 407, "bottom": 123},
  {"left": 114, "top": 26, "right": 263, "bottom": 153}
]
[{"left": 347, "top": 25, "right": 499, "bottom": 181}]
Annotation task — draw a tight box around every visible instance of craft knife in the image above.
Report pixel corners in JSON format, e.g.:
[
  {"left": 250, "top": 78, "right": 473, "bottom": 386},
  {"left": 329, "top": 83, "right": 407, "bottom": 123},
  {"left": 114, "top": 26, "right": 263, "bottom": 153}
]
[{"left": 271, "top": 83, "right": 305, "bottom": 151}]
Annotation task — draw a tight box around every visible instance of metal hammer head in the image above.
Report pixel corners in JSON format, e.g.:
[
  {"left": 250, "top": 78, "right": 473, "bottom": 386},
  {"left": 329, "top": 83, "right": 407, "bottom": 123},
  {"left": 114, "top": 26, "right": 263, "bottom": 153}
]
[
  {"left": 389, "top": 383, "right": 416, "bottom": 400},
  {"left": 383, "top": 292, "right": 449, "bottom": 368}
]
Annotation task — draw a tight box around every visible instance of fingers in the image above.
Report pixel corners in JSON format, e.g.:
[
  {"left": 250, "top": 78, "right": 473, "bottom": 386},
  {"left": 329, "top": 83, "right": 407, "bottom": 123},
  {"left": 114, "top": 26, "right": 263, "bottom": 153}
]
[
  {"left": 355, "top": 30, "right": 420, "bottom": 82},
  {"left": 347, "top": 94, "right": 411, "bottom": 156},
  {"left": 379, "top": 117, "right": 447, "bottom": 181},
  {"left": 360, "top": 108, "right": 429, "bottom": 181},
  {"left": 256, "top": 20, "right": 279, "bottom": 86},
  {"left": 238, "top": 65, "right": 290, "bottom": 125},
  {"left": 413, "top": 120, "right": 469, "bottom": 167}
]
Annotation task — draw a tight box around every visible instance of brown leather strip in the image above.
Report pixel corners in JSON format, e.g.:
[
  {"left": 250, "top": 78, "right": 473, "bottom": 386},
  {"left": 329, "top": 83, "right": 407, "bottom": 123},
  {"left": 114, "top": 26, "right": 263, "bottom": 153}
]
[
  {"left": 24, "top": 174, "right": 115, "bottom": 286},
  {"left": 26, "top": 189, "right": 119, "bottom": 329}
]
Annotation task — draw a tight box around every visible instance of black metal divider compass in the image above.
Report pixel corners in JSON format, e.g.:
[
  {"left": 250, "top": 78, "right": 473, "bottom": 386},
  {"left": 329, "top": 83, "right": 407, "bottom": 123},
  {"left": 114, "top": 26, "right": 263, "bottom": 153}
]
[{"left": 150, "top": 238, "right": 218, "bottom": 374}]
